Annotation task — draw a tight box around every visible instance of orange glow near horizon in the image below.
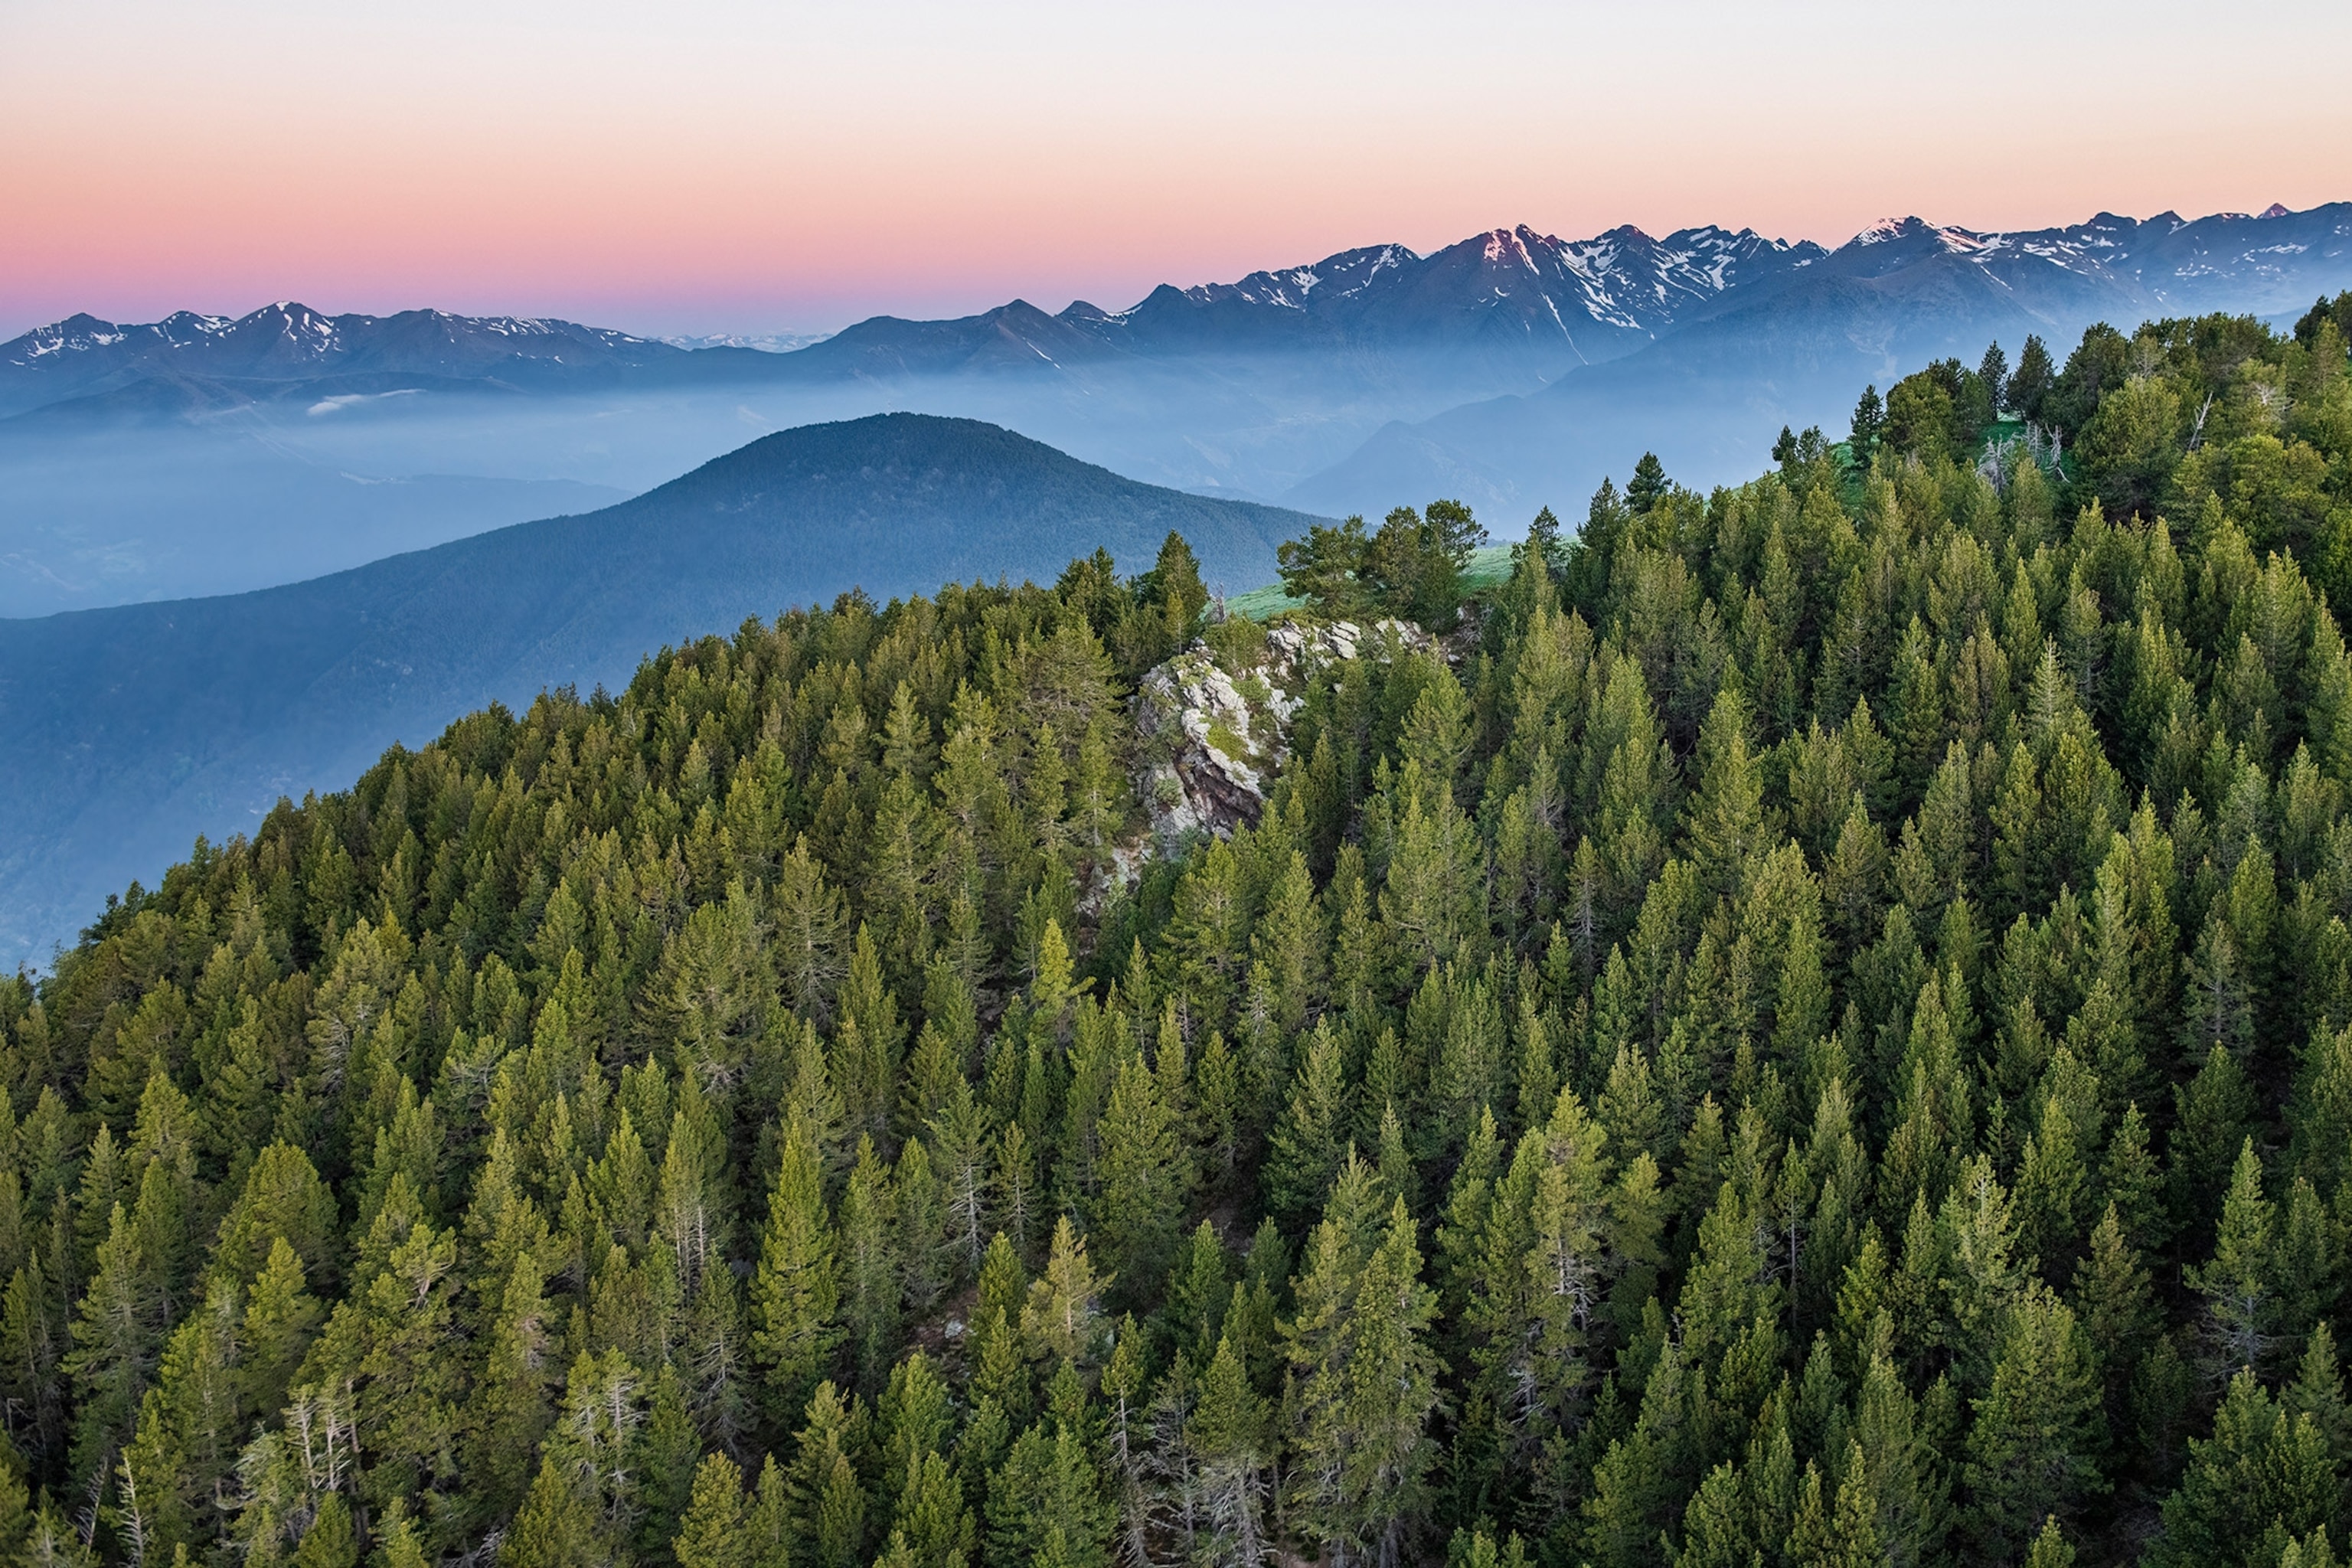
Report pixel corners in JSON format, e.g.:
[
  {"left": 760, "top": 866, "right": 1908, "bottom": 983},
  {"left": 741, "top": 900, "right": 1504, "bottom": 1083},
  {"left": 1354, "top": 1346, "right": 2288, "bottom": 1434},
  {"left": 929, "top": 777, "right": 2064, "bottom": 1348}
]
[{"left": 6, "top": 0, "right": 2350, "bottom": 338}]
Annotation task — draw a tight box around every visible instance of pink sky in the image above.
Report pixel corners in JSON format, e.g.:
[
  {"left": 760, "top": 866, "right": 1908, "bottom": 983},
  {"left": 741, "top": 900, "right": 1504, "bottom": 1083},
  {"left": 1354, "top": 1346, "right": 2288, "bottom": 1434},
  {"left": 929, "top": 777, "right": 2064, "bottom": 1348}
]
[{"left": 5, "top": 0, "right": 2349, "bottom": 339}]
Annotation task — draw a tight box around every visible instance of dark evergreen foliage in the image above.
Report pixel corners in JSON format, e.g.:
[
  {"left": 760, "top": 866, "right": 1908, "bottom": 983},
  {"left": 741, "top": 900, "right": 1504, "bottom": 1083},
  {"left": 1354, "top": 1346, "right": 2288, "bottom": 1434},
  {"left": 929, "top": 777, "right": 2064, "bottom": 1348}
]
[{"left": 1, "top": 309, "right": 2350, "bottom": 1568}]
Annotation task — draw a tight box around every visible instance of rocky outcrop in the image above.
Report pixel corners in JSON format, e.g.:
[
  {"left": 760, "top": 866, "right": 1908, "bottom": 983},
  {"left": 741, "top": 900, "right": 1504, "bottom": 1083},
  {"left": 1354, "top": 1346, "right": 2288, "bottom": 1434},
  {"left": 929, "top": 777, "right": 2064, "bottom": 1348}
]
[{"left": 1132, "top": 617, "right": 1434, "bottom": 851}]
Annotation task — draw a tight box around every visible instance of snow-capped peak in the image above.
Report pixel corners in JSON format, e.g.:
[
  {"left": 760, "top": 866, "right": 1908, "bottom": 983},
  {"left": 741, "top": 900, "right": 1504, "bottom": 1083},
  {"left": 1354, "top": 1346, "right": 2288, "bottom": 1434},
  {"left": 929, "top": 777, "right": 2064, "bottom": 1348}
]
[{"left": 1852, "top": 217, "right": 1918, "bottom": 245}]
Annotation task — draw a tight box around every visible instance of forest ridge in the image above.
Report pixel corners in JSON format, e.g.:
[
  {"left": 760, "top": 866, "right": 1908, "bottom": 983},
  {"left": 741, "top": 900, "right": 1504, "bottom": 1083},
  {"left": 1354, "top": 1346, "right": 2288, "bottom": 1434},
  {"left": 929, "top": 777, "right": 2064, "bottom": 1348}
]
[{"left": 4, "top": 294, "right": 2352, "bottom": 1568}]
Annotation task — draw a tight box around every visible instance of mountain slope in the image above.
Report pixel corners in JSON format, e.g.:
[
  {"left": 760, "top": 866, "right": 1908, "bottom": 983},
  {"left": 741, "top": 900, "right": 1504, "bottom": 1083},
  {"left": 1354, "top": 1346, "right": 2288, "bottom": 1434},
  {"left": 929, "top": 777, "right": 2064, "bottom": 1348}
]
[
  {"left": 1290, "top": 204, "right": 2352, "bottom": 516},
  {"left": 0, "top": 413, "right": 1322, "bottom": 962},
  {"left": 5, "top": 202, "right": 2347, "bottom": 619},
  {"left": 8, "top": 305, "right": 2350, "bottom": 1568}
]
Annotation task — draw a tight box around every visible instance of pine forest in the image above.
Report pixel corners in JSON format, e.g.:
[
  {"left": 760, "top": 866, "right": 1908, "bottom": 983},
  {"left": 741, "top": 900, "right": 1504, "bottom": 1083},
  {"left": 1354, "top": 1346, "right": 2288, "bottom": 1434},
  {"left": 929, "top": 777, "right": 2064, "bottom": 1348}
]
[{"left": 7, "top": 295, "right": 2352, "bottom": 1568}]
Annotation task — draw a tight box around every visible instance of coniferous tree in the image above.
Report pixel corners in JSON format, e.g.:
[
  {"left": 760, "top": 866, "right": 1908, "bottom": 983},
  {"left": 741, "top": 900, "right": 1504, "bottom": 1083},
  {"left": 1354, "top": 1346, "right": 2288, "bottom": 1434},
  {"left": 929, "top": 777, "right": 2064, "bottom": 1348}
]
[
  {"left": 2147, "top": 1369, "right": 2340, "bottom": 1568},
  {"left": 1094, "top": 1050, "right": 1189, "bottom": 1303},
  {"left": 670, "top": 1454, "right": 745, "bottom": 1568},
  {"left": 1626, "top": 453, "right": 1668, "bottom": 514},
  {"left": 2190, "top": 1138, "right": 2280, "bottom": 1375},
  {"left": 1186, "top": 1338, "right": 1274, "bottom": 1568},
  {"left": 1285, "top": 1164, "right": 1442, "bottom": 1568},
  {"left": 988, "top": 1420, "right": 1112, "bottom": 1568},
  {"left": 751, "top": 1116, "right": 841, "bottom": 1422},
  {"left": 1850, "top": 387, "right": 1886, "bottom": 466},
  {"left": 1964, "top": 1285, "right": 2108, "bottom": 1560}
]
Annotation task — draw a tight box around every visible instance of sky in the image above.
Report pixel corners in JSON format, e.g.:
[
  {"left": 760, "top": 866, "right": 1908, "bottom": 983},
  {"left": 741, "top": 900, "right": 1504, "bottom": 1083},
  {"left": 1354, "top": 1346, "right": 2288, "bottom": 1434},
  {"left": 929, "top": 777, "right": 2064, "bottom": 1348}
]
[{"left": 5, "top": 0, "right": 2350, "bottom": 341}]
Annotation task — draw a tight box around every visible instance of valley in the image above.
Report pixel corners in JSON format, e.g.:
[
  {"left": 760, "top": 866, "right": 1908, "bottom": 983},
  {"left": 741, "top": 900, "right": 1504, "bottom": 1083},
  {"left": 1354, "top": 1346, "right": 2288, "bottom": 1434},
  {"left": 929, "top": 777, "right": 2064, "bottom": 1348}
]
[{"left": 8, "top": 205, "right": 2345, "bottom": 616}]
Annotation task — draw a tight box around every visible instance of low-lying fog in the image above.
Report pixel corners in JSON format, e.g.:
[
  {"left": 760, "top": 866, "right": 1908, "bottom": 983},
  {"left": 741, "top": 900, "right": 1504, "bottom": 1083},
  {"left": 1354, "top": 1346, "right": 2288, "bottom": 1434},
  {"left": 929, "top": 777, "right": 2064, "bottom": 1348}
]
[
  {"left": 0, "top": 347, "right": 1834, "bottom": 619},
  {"left": 8, "top": 295, "right": 2017, "bottom": 621}
]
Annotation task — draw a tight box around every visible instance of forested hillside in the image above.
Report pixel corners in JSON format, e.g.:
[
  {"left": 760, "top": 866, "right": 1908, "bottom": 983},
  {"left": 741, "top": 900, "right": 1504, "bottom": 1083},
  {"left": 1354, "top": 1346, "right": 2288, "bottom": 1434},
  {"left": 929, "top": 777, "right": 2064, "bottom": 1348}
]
[
  {"left": 2, "top": 296, "right": 2350, "bottom": 1568},
  {"left": 0, "top": 413, "right": 1315, "bottom": 966}
]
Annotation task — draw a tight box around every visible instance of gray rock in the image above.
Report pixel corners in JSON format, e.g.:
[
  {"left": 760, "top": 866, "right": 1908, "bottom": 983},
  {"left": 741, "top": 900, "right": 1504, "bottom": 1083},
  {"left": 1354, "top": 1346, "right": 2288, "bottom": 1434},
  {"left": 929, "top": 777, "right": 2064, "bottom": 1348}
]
[{"left": 1131, "top": 617, "right": 1435, "bottom": 852}]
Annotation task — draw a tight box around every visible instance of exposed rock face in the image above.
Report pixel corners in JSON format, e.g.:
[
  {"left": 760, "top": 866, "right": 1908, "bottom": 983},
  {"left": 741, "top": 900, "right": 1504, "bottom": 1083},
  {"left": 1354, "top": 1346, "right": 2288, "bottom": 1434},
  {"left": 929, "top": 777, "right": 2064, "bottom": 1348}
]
[{"left": 1132, "top": 617, "right": 1435, "bottom": 851}]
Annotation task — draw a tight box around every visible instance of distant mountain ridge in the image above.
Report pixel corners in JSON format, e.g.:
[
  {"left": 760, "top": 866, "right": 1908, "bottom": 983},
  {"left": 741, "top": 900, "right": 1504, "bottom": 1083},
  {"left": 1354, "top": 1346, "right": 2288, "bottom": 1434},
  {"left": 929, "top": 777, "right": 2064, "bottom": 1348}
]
[
  {"left": 14, "top": 202, "right": 2344, "bottom": 420},
  {"left": 0, "top": 302, "right": 700, "bottom": 416},
  {"left": 5, "top": 201, "right": 2347, "bottom": 620},
  {"left": 0, "top": 413, "right": 1323, "bottom": 962},
  {"left": 697, "top": 223, "right": 1828, "bottom": 384},
  {"left": 1056, "top": 222, "right": 1825, "bottom": 364},
  {"left": 1285, "top": 204, "right": 2352, "bottom": 517},
  {"left": 1781, "top": 206, "right": 2352, "bottom": 321}
]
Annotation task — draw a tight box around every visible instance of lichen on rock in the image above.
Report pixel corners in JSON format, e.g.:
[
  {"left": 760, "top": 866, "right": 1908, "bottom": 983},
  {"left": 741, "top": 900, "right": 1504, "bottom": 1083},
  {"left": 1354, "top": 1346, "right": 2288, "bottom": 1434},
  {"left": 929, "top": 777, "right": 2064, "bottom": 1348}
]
[{"left": 1131, "top": 616, "right": 1435, "bottom": 852}]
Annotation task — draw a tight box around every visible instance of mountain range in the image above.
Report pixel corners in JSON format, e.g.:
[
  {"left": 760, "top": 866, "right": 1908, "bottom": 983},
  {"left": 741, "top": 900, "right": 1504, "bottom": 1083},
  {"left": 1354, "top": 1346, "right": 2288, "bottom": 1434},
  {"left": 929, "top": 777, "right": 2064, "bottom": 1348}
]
[
  {"left": 0, "top": 303, "right": 693, "bottom": 419},
  {"left": 12, "top": 204, "right": 2345, "bottom": 423},
  {"left": 771, "top": 223, "right": 1827, "bottom": 381},
  {"left": 1286, "top": 204, "right": 2352, "bottom": 514},
  {"left": 4, "top": 202, "right": 2345, "bottom": 618},
  {"left": 0, "top": 413, "right": 1316, "bottom": 964},
  {"left": 0, "top": 225, "right": 1811, "bottom": 420}
]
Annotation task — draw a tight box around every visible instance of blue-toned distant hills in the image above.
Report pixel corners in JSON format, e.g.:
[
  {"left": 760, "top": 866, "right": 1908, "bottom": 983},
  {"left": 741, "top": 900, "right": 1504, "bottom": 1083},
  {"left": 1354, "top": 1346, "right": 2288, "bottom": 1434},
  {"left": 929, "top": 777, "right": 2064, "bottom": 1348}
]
[
  {"left": 0, "top": 413, "right": 1318, "bottom": 963},
  {"left": 8, "top": 203, "right": 2345, "bottom": 618},
  {"left": 14, "top": 204, "right": 2347, "bottom": 420}
]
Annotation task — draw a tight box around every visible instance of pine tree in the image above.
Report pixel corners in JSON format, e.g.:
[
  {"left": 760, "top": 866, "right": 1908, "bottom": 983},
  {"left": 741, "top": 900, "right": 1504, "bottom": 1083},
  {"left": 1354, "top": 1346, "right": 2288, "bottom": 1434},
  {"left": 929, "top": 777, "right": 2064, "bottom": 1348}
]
[
  {"left": 1962, "top": 1285, "right": 2107, "bottom": 1560},
  {"left": 1266, "top": 1020, "right": 1351, "bottom": 1223},
  {"left": 292, "top": 1491, "right": 357, "bottom": 1568},
  {"left": 2287, "top": 1323, "right": 2352, "bottom": 1476},
  {"left": 787, "top": 1381, "right": 871, "bottom": 1568},
  {"left": 1580, "top": 1422, "right": 1670, "bottom": 1568},
  {"left": 240, "top": 1236, "right": 322, "bottom": 1428},
  {"left": 1851, "top": 1351, "right": 1941, "bottom": 1566},
  {"left": 838, "top": 1134, "right": 903, "bottom": 1386},
  {"left": 635, "top": 1365, "right": 702, "bottom": 1558},
  {"left": 1162, "top": 1222, "right": 1230, "bottom": 1364},
  {"left": 987, "top": 1420, "right": 1113, "bottom": 1568},
  {"left": 368, "top": 1506, "right": 429, "bottom": 1568},
  {"left": 1094, "top": 1050, "right": 1190, "bottom": 1302},
  {"left": 1788, "top": 1448, "right": 1885, "bottom": 1568},
  {"left": 2148, "top": 1370, "right": 2339, "bottom": 1568},
  {"left": 1022, "top": 1217, "right": 1111, "bottom": 1370},
  {"left": 896, "top": 1137, "right": 948, "bottom": 1319},
  {"left": 1381, "top": 780, "right": 1486, "bottom": 979},
  {"left": 2069, "top": 1203, "right": 2155, "bottom": 1430},
  {"left": 884, "top": 1448, "right": 972, "bottom": 1568},
  {"left": 2189, "top": 1138, "right": 2278, "bottom": 1375},
  {"left": 751, "top": 1114, "right": 842, "bottom": 1421},
  {"left": 1285, "top": 1187, "right": 1442, "bottom": 1568},
  {"left": 2015, "top": 1091, "right": 2090, "bottom": 1275},
  {"left": 773, "top": 843, "right": 851, "bottom": 1026},
  {"left": 66, "top": 1202, "right": 162, "bottom": 1485},
  {"left": 873, "top": 1353, "right": 969, "bottom": 1568},
  {"left": 501, "top": 1456, "right": 601, "bottom": 1568},
  {"left": 1687, "top": 688, "right": 1766, "bottom": 897},
  {"left": 1850, "top": 387, "right": 1886, "bottom": 466},
  {"left": 1186, "top": 1338, "right": 1273, "bottom": 1568},
  {"left": 1467, "top": 1086, "right": 1615, "bottom": 1460},
  {"left": 662, "top": 886, "right": 776, "bottom": 1096},
  {"left": 670, "top": 1454, "right": 746, "bottom": 1568},
  {"left": 1626, "top": 453, "right": 1668, "bottom": 514},
  {"left": 734, "top": 1456, "right": 790, "bottom": 1568}
]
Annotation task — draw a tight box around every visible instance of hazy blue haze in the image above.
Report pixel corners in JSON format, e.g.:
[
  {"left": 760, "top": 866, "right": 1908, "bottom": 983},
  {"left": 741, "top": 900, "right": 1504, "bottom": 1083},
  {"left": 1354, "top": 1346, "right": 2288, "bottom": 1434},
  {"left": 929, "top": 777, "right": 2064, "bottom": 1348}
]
[
  {"left": 0, "top": 414, "right": 1318, "bottom": 963},
  {"left": 6, "top": 205, "right": 2345, "bottom": 618}
]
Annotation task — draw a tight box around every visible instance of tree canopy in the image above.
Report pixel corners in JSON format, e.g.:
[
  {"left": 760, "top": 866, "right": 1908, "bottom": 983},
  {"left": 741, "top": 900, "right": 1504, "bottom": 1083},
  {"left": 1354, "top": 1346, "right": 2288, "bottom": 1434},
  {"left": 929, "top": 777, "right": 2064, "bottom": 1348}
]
[{"left": 0, "top": 300, "right": 2349, "bottom": 1568}]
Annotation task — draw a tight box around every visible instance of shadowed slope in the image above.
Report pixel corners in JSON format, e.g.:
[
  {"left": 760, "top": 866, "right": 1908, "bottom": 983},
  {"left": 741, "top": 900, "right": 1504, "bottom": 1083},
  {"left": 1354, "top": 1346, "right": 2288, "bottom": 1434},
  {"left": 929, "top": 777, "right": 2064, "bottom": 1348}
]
[{"left": 0, "top": 413, "right": 1322, "bottom": 960}]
